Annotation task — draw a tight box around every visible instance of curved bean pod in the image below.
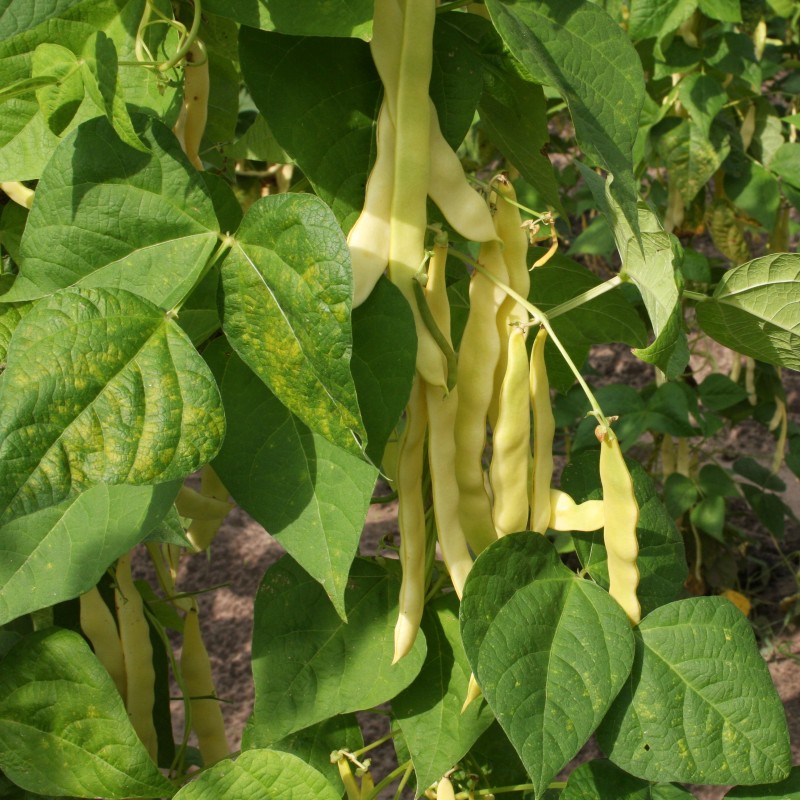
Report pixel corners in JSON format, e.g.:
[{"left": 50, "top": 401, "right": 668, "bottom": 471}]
[
  {"left": 599, "top": 429, "right": 641, "bottom": 624},
  {"left": 529, "top": 327, "right": 554, "bottom": 534},
  {"left": 394, "top": 376, "right": 429, "bottom": 663}
]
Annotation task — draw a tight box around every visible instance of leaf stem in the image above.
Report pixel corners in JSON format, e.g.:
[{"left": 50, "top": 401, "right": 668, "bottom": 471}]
[
  {"left": 159, "top": 0, "right": 203, "bottom": 72},
  {"left": 682, "top": 289, "right": 709, "bottom": 303},
  {"left": 351, "top": 730, "right": 398, "bottom": 758},
  {"left": 447, "top": 246, "right": 609, "bottom": 426},
  {"left": 168, "top": 235, "right": 233, "bottom": 318},
  {"left": 547, "top": 275, "right": 624, "bottom": 319},
  {"left": 365, "top": 760, "right": 412, "bottom": 800},
  {"left": 455, "top": 783, "right": 538, "bottom": 797}
]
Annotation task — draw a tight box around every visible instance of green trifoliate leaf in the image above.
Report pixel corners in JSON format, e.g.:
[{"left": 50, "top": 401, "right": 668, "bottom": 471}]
[
  {"left": 205, "top": 339, "right": 377, "bottom": 620},
  {"left": 485, "top": 0, "right": 645, "bottom": 234},
  {"left": 172, "top": 749, "right": 341, "bottom": 800},
  {"left": 5, "top": 115, "right": 219, "bottom": 309},
  {"left": 221, "top": 193, "right": 366, "bottom": 455},
  {"left": 597, "top": 597, "right": 791, "bottom": 785},
  {"left": 0, "top": 628, "right": 174, "bottom": 798},
  {"left": 460, "top": 533, "right": 635, "bottom": 799},
  {"left": 79, "top": 30, "right": 148, "bottom": 153},
  {"left": 251, "top": 556, "right": 426, "bottom": 744},
  {"left": 0, "top": 482, "right": 178, "bottom": 625},
  {"left": 696, "top": 253, "right": 800, "bottom": 370},
  {"left": 350, "top": 277, "right": 416, "bottom": 465},
  {"left": 394, "top": 593, "right": 495, "bottom": 793},
  {"left": 0, "top": 287, "right": 225, "bottom": 524}
]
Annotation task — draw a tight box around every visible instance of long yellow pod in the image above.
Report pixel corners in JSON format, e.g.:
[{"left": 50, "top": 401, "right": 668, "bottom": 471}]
[
  {"left": 424, "top": 237, "right": 473, "bottom": 598},
  {"left": 172, "top": 42, "right": 209, "bottom": 170},
  {"left": 454, "top": 236, "right": 509, "bottom": 553},
  {"left": 529, "top": 327, "right": 554, "bottom": 534},
  {"left": 115, "top": 552, "right": 158, "bottom": 760},
  {"left": 349, "top": 100, "right": 395, "bottom": 308},
  {"left": 394, "top": 376, "right": 429, "bottom": 663},
  {"left": 427, "top": 101, "right": 497, "bottom": 244},
  {"left": 372, "top": 0, "right": 446, "bottom": 389},
  {"left": 186, "top": 465, "right": 231, "bottom": 552},
  {"left": 1, "top": 181, "right": 34, "bottom": 209},
  {"left": 181, "top": 604, "right": 229, "bottom": 766},
  {"left": 548, "top": 489, "right": 604, "bottom": 532},
  {"left": 176, "top": 484, "right": 233, "bottom": 522},
  {"left": 599, "top": 430, "right": 641, "bottom": 625},
  {"left": 489, "top": 177, "right": 531, "bottom": 428},
  {"left": 489, "top": 326, "right": 531, "bottom": 536},
  {"left": 80, "top": 586, "right": 127, "bottom": 701}
]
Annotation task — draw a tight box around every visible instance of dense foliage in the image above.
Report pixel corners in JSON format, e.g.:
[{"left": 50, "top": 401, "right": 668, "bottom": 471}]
[{"left": 1, "top": 1, "right": 799, "bottom": 799}]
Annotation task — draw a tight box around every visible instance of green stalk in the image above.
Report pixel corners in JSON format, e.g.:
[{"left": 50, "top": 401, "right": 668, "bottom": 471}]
[{"left": 547, "top": 275, "right": 624, "bottom": 319}]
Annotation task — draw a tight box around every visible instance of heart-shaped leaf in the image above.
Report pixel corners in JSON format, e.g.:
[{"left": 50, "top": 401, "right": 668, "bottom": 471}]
[
  {"left": 205, "top": 339, "right": 377, "bottom": 620},
  {"left": 6, "top": 116, "right": 218, "bottom": 308},
  {"left": 0, "top": 287, "right": 224, "bottom": 524},
  {"left": 0, "top": 628, "right": 173, "bottom": 798},
  {"left": 252, "top": 556, "right": 426, "bottom": 744},
  {"left": 696, "top": 253, "right": 800, "bottom": 371},
  {"left": 0, "top": 482, "right": 178, "bottom": 625},
  {"left": 597, "top": 597, "right": 791, "bottom": 786},
  {"left": 460, "top": 533, "right": 635, "bottom": 798},
  {"left": 221, "top": 193, "right": 366, "bottom": 454}
]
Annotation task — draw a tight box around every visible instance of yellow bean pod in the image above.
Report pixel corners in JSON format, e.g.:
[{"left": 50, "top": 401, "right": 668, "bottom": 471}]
[
  {"left": 424, "top": 236, "right": 473, "bottom": 598},
  {"left": 437, "top": 777, "right": 456, "bottom": 800},
  {"left": 181, "top": 605, "right": 229, "bottom": 766},
  {"left": 80, "top": 586, "right": 127, "bottom": 701},
  {"left": 186, "top": 465, "right": 231, "bottom": 552},
  {"left": 1, "top": 181, "right": 34, "bottom": 209},
  {"left": 349, "top": 100, "right": 395, "bottom": 308},
  {"left": 394, "top": 376, "right": 429, "bottom": 663},
  {"left": 454, "top": 237, "right": 509, "bottom": 553},
  {"left": 529, "top": 327, "right": 554, "bottom": 534},
  {"left": 115, "top": 552, "right": 158, "bottom": 760},
  {"left": 599, "top": 430, "right": 641, "bottom": 624},
  {"left": 173, "top": 42, "right": 209, "bottom": 170},
  {"left": 489, "top": 177, "right": 531, "bottom": 428},
  {"left": 427, "top": 102, "right": 497, "bottom": 244},
  {"left": 548, "top": 489, "right": 604, "bottom": 532},
  {"left": 489, "top": 326, "right": 531, "bottom": 536}
]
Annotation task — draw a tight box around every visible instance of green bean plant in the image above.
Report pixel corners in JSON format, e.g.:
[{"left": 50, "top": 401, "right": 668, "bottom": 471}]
[{"left": 0, "top": 1, "right": 799, "bottom": 799}]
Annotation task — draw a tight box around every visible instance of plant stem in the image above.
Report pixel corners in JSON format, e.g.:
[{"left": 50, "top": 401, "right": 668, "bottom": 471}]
[
  {"left": 365, "top": 761, "right": 412, "bottom": 800},
  {"left": 455, "top": 783, "right": 538, "bottom": 797},
  {"left": 447, "top": 247, "right": 609, "bottom": 426},
  {"left": 547, "top": 275, "right": 624, "bottom": 319},
  {"left": 351, "top": 730, "right": 398, "bottom": 758},
  {"left": 393, "top": 761, "right": 415, "bottom": 800},
  {"left": 159, "top": 0, "right": 203, "bottom": 72},
  {"left": 682, "top": 289, "right": 710, "bottom": 303}
]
